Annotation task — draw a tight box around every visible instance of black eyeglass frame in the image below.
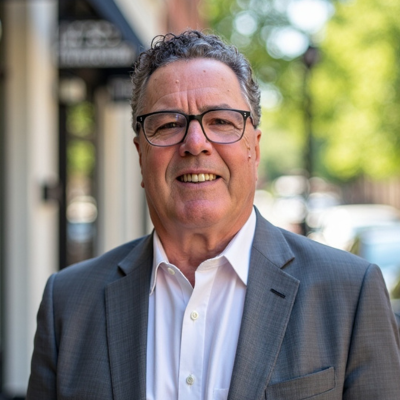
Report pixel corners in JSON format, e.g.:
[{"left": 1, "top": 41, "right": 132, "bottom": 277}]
[{"left": 136, "top": 108, "right": 253, "bottom": 147}]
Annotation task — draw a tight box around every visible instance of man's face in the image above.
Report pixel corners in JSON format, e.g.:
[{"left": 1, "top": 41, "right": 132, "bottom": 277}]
[{"left": 134, "top": 58, "right": 261, "bottom": 236}]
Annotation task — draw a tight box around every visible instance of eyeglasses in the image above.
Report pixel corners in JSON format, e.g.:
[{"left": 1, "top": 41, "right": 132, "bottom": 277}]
[{"left": 136, "top": 109, "right": 252, "bottom": 147}]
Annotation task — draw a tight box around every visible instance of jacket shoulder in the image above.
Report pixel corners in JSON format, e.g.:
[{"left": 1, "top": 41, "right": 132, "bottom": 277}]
[
  {"left": 275, "top": 228, "right": 384, "bottom": 301},
  {"left": 52, "top": 234, "right": 152, "bottom": 290},
  {"left": 280, "top": 227, "right": 370, "bottom": 270}
]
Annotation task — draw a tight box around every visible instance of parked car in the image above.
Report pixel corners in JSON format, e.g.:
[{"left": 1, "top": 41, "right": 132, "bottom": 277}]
[
  {"left": 350, "top": 224, "right": 400, "bottom": 313},
  {"left": 309, "top": 204, "right": 400, "bottom": 251}
]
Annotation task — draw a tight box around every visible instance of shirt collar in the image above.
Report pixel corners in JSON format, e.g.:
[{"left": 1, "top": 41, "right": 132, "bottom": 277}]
[{"left": 150, "top": 208, "right": 257, "bottom": 294}]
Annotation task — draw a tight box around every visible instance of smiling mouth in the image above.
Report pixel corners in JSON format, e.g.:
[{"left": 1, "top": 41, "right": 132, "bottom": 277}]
[{"left": 179, "top": 173, "right": 218, "bottom": 183}]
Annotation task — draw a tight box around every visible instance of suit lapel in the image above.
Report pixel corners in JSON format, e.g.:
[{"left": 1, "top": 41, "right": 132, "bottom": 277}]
[
  {"left": 229, "top": 211, "right": 300, "bottom": 400},
  {"left": 105, "top": 235, "right": 153, "bottom": 400}
]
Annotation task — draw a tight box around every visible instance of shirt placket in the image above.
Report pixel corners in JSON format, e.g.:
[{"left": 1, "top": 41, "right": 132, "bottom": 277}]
[{"left": 178, "top": 263, "right": 218, "bottom": 400}]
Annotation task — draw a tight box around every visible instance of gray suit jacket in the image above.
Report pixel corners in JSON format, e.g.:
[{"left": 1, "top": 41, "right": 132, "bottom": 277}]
[{"left": 27, "top": 210, "right": 400, "bottom": 399}]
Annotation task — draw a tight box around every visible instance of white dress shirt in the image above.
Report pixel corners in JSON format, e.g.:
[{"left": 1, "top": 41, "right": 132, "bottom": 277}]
[{"left": 146, "top": 209, "right": 256, "bottom": 400}]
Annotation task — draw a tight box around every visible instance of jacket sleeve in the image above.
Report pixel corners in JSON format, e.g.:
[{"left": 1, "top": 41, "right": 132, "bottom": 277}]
[
  {"left": 26, "top": 273, "right": 58, "bottom": 400},
  {"left": 344, "top": 263, "right": 400, "bottom": 399}
]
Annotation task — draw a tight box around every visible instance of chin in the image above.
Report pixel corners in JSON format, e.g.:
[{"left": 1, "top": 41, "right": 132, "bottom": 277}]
[{"left": 176, "top": 202, "right": 225, "bottom": 228}]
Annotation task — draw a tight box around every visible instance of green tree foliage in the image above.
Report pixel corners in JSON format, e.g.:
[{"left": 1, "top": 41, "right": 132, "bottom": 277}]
[
  {"left": 202, "top": 0, "right": 400, "bottom": 182},
  {"left": 66, "top": 102, "right": 95, "bottom": 176},
  {"left": 67, "top": 140, "right": 95, "bottom": 176},
  {"left": 202, "top": 0, "right": 327, "bottom": 181},
  {"left": 313, "top": 0, "right": 400, "bottom": 180}
]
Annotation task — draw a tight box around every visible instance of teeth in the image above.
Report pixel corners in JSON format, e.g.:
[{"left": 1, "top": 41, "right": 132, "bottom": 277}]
[{"left": 180, "top": 173, "right": 217, "bottom": 183}]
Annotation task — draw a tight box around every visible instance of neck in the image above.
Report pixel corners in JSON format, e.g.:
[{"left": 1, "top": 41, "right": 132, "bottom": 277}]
[
  {"left": 151, "top": 203, "right": 253, "bottom": 285},
  {"left": 158, "top": 230, "right": 235, "bottom": 286},
  {"left": 155, "top": 212, "right": 252, "bottom": 286}
]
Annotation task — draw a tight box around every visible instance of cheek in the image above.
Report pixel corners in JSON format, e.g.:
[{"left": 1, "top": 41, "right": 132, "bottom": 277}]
[
  {"left": 223, "top": 151, "right": 251, "bottom": 185},
  {"left": 231, "top": 150, "right": 258, "bottom": 184},
  {"left": 141, "top": 149, "right": 173, "bottom": 185}
]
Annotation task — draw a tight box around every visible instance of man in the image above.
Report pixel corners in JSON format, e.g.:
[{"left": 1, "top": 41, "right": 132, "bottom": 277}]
[{"left": 27, "top": 30, "right": 400, "bottom": 399}]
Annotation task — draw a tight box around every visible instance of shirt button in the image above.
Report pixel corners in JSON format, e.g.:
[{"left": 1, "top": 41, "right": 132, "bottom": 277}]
[
  {"left": 190, "top": 311, "right": 199, "bottom": 321},
  {"left": 186, "top": 374, "right": 195, "bottom": 385},
  {"left": 167, "top": 267, "right": 175, "bottom": 275}
]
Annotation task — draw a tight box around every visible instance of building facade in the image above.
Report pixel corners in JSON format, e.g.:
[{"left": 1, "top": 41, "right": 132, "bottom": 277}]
[{"left": 0, "top": 0, "right": 203, "bottom": 397}]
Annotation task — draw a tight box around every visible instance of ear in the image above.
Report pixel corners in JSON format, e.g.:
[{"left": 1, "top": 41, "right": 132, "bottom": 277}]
[
  {"left": 133, "top": 135, "right": 142, "bottom": 168},
  {"left": 254, "top": 128, "right": 262, "bottom": 169},
  {"left": 133, "top": 135, "right": 145, "bottom": 188}
]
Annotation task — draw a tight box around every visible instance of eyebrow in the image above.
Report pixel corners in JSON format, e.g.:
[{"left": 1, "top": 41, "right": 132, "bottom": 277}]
[
  {"left": 198, "top": 104, "right": 235, "bottom": 113},
  {"left": 156, "top": 104, "right": 238, "bottom": 114}
]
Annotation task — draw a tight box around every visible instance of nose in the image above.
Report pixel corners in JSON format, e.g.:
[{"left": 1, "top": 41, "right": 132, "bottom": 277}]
[{"left": 179, "top": 119, "right": 213, "bottom": 156}]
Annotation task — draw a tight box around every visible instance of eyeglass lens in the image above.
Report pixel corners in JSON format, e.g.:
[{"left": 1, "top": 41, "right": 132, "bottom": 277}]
[{"left": 143, "top": 110, "right": 246, "bottom": 146}]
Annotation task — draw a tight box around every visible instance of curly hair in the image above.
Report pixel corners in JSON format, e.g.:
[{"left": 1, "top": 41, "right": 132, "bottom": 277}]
[{"left": 130, "top": 30, "right": 261, "bottom": 133}]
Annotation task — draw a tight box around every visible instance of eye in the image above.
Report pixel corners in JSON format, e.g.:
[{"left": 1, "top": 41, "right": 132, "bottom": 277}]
[
  {"left": 158, "top": 121, "right": 182, "bottom": 130},
  {"left": 206, "top": 117, "right": 238, "bottom": 131},
  {"left": 210, "top": 118, "right": 231, "bottom": 126},
  {"left": 145, "top": 113, "right": 186, "bottom": 136},
  {"left": 204, "top": 110, "right": 243, "bottom": 130}
]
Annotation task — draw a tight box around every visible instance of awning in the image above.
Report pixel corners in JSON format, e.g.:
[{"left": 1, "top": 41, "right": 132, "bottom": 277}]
[
  {"left": 86, "top": 0, "right": 143, "bottom": 50},
  {"left": 58, "top": 0, "right": 145, "bottom": 68}
]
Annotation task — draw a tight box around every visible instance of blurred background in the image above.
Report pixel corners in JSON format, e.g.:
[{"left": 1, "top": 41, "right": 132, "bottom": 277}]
[{"left": 1, "top": 0, "right": 400, "bottom": 397}]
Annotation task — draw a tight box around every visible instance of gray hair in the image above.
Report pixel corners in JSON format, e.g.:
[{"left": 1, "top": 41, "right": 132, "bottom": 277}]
[{"left": 131, "top": 30, "right": 261, "bottom": 133}]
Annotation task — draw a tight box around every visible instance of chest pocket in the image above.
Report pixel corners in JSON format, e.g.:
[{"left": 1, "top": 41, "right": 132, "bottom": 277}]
[{"left": 266, "top": 367, "right": 335, "bottom": 399}]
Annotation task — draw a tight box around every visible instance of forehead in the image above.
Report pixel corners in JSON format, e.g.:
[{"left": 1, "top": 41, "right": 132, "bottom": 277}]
[{"left": 140, "top": 58, "right": 247, "bottom": 113}]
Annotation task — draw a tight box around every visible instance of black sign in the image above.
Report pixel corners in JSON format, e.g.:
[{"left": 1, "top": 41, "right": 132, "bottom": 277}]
[
  {"left": 108, "top": 77, "right": 132, "bottom": 102},
  {"left": 58, "top": 20, "right": 136, "bottom": 68}
]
